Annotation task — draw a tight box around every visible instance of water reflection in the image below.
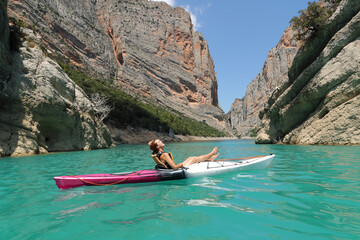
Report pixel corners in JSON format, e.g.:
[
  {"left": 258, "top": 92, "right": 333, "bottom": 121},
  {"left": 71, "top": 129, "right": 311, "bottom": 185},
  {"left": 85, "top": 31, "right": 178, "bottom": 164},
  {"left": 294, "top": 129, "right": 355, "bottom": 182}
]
[
  {"left": 186, "top": 199, "right": 255, "bottom": 213},
  {"left": 105, "top": 213, "right": 167, "bottom": 225},
  {"left": 52, "top": 176, "right": 246, "bottom": 224}
]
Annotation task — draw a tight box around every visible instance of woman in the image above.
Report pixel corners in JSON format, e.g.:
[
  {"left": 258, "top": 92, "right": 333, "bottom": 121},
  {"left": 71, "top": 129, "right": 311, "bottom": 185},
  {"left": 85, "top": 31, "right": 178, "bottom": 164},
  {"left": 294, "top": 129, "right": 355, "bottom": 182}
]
[{"left": 148, "top": 139, "right": 219, "bottom": 170}]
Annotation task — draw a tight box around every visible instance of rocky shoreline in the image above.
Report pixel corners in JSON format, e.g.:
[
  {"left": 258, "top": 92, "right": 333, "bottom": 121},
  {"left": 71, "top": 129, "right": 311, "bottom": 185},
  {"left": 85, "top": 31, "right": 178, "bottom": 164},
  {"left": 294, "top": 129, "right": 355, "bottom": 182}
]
[
  {"left": 175, "top": 135, "right": 238, "bottom": 142},
  {"left": 108, "top": 125, "right": 237, "bottom": 145}
]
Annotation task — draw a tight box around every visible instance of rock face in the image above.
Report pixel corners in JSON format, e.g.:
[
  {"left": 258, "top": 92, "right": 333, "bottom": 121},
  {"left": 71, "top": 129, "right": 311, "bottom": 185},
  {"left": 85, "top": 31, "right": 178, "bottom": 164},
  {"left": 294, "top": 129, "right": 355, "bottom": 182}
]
[
  {"left": 8, "top": 0, "right": 230, "bottom": 134},
  {"left": 0, "top": 28, "right": 112, "bottom": 157},
  {"left": 228, "top": 27, "right": 299, "bottom": 136},
  {"left": 256, "top": 0, "right": 360, "bottom": 145},
  {"left": 0, "top": 0, "right": 10, "bottom": 82}
]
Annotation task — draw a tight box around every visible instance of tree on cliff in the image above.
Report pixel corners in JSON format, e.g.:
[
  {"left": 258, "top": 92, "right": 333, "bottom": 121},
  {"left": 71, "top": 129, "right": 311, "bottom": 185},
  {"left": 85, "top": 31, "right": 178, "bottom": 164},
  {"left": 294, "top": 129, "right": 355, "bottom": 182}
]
[
  {"left": 290, "top": 0, "right": 341, "bottom": 41},
  {"left": 90, "top": 93, "right": 113, "bottom": 122}
]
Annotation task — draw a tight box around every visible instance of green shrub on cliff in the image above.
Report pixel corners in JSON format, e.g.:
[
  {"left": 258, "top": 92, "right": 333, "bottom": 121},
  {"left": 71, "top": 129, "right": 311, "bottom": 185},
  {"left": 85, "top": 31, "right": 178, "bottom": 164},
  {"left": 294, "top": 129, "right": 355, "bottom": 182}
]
[
  {"left": 57, "top": 60, "right": 225, "bottom": 137},
  {"left": 9, "top": 18, "right": 25, "bottom": 52},
  {"left": 248, "top": 128, "right": 258, "bottom": 138},
  {"left": 290, "top": 0, "right": 341, "bottom": 41}
]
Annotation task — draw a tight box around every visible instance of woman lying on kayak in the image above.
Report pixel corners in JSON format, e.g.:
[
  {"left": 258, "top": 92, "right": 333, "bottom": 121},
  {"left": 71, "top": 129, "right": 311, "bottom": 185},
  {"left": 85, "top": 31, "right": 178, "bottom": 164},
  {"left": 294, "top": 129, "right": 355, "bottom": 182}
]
[{"left": 148, "top": 139, "right": 219, "bottom": 170}]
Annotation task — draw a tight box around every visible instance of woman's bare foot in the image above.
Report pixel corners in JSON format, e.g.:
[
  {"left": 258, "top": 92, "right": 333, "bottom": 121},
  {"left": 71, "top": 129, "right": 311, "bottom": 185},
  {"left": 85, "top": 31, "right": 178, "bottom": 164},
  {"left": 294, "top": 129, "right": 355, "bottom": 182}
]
[
  {"left": 208, "top": 153, "right": 219, "bottom": 161},
  {"left": 210, "top": 147, "right": 218, "bottom": 156}
]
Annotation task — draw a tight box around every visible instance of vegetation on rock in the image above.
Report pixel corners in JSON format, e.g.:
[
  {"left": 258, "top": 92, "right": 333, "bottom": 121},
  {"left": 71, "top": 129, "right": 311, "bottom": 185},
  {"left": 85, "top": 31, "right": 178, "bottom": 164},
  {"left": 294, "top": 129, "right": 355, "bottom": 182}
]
[
  {"left": 8, "top": 18, "right": 25, "bottom": 52},
  {"left": 56, "top": 60, "right": 225, "bottom": 137},
  {"left": 257, "top": 0, "right": 360, "bottom": 145},
  {"left": 290, "top": 0, "right": 341, "bottom": 41},
  {"left": 248, "top": 128, "right": 258, "bottom": 138}
]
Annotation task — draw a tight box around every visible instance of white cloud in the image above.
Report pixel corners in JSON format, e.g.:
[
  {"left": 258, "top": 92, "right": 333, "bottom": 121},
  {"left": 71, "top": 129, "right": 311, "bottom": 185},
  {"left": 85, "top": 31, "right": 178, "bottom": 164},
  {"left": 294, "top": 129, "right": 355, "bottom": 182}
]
[
  {"left": 182, "top": 5, "right": 201, "bottom": 31},
  {"left": 149, "top": 0, "right": 206, "bottom": 31},
  {"left": 149, "top": 0, "right": 176, "bottom": 7},
  {"left": 194, "top": 6, "right": 204, "bottom": 15}
]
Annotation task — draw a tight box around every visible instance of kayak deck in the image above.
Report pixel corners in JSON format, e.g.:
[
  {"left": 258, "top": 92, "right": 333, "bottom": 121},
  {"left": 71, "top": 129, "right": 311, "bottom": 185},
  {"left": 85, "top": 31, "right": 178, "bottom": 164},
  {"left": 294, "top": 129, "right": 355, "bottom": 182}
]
[{"left": 184, "top": 154, "right": 275, "bottom": 178}]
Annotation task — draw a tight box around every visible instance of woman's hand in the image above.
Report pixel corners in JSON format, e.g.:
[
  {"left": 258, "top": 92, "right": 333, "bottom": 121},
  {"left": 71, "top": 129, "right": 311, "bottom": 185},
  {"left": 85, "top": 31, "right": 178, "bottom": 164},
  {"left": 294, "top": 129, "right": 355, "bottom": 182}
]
[{"left": 174, "top": 162, "right": 183, "bottom": 170}]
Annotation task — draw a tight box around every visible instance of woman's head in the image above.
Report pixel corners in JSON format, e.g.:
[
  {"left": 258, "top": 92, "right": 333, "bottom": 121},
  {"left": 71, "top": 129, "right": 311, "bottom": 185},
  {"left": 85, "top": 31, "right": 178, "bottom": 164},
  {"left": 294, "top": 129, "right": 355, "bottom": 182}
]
[{"left": 148, "top": 139, "right": 164, "bottom": 153}]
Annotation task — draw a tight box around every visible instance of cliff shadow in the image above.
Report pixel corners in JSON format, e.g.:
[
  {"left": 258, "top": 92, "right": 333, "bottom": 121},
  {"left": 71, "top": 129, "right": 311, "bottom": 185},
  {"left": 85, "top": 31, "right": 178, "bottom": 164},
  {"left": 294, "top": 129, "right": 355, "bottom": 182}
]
[{"left": 0, "top": 69, "right": 30, "bottom": 157}]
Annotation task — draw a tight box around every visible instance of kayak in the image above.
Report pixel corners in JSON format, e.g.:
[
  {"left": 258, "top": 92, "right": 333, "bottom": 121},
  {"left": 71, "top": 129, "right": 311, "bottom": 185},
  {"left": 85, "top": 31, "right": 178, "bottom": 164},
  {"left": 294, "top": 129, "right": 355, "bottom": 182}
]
[
  {"left": 54, "top": 154, "right": 275, "bottom": 189},
  {"left": 184, "top": 154, "right": 274, "bottom": 178}
]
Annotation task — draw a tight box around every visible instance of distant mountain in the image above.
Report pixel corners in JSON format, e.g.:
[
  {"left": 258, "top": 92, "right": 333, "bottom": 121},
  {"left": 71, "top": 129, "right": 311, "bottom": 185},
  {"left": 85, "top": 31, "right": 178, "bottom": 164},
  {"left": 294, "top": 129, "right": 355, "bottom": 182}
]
[{"left": 227, "top": 27, "right": 299, "bottom": 137}]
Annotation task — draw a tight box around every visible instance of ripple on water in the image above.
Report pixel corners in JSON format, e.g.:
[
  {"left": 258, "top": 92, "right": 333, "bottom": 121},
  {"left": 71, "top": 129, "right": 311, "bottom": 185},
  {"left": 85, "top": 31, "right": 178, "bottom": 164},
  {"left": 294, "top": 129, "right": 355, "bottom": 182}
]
[{"left": 1, "top": 141, "right": 359, "bottom": 239}]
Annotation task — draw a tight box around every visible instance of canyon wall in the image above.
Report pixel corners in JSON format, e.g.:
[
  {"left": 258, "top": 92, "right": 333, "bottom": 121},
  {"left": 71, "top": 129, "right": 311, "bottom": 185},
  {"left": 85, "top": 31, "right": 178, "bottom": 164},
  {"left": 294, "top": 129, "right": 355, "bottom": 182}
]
[
  {"left": 8, "top": 0, "right": 230, "bottom": 134},
  {"left": 0, "top": 4, "right": 112, "bottom": 156},
  {"left": 227, "top": 27, "right": 299, "bottom": 136},
  {"left": 0, "top": 0, "right": 10, "bottom": 82},
  {"left": 256, "top": 0, "right": 360, "bottom": 145}
]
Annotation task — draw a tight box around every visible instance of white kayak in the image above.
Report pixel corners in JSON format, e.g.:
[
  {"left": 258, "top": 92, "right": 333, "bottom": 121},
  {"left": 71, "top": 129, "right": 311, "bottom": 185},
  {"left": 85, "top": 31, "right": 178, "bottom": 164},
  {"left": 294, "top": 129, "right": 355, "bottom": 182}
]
[{"left": 183, "top": 154, "right": 275, "bottom": 178}]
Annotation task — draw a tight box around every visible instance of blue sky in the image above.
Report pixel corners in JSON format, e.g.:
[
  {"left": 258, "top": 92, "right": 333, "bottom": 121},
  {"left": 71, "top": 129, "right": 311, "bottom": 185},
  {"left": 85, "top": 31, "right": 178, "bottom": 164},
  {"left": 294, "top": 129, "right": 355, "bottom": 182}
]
[{"left": 151, "top": 0, "right": 310, "bottom": 113}]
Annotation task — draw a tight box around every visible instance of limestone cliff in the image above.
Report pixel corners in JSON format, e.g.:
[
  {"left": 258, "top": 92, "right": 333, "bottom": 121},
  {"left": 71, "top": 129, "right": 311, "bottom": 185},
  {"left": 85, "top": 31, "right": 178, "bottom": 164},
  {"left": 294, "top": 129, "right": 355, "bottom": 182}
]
[
  {"left": 256, "top": 0, "right": 360, "bottom": 145},
  {"left": 8, "top": 0, "right": 230, "bottom": 134},
  {"left": 0, "top": 0, "right": 10, "bottom": 82},
  {"left": 227, "top": 27, "right": 299, "bottom": 137},
  {"left": 0, "top": 25, "right": 112, "bottom": 156}
]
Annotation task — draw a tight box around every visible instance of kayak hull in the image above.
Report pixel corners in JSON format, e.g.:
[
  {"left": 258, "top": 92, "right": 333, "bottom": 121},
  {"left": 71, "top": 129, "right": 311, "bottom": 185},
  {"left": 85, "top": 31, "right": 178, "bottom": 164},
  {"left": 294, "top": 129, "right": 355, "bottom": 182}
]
[{"left": 54, "top": 154, "right": 275, "bottom": 189}]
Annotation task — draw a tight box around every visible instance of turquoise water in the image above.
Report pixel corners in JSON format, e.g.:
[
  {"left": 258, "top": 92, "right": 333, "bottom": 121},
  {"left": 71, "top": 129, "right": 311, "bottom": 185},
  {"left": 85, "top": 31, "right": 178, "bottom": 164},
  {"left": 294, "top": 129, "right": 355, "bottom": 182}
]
[{"left": 1, "top": 140, "right": 359, "bottom": 240}]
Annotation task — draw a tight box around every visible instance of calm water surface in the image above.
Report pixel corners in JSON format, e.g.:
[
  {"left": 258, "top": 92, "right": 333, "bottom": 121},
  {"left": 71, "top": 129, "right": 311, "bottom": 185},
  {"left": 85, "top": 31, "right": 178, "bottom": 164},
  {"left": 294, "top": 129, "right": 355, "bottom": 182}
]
[{"left": 1, "top": 140, "right": 359, "bottom": 239}]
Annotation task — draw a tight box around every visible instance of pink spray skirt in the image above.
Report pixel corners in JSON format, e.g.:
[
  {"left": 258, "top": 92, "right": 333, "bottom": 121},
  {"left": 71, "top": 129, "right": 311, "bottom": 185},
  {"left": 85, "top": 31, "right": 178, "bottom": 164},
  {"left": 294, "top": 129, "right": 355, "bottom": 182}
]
[{"left": 54, "top": 169, "right": 185, "bottom": 189}]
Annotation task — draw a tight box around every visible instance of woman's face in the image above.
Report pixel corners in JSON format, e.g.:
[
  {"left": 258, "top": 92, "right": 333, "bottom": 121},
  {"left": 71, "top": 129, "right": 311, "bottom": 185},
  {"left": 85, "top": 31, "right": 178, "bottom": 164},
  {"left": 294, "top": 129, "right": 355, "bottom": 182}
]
[{"left": 155, "top": 139, "right": 165, "bottom": 148}]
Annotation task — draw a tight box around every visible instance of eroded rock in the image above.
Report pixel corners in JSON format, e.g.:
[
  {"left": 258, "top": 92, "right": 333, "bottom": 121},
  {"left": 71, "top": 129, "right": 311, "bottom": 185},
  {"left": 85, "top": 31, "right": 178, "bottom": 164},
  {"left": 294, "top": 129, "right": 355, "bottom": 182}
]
[
  {"left": 0, "top": 29, "right": 112, "bottom": 157},
  {"left": 8, "top": 0, "right": 230, "bottom": 134},
  {"left": 256, "top": 0, "right": 360, "bottom": 145}
]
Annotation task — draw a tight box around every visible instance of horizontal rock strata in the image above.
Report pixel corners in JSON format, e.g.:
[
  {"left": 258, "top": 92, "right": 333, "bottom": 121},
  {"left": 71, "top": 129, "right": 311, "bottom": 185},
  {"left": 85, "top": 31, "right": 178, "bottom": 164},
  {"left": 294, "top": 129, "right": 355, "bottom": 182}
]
[{"left": 8, "top": 0, "right": 230, "bottom": 134}]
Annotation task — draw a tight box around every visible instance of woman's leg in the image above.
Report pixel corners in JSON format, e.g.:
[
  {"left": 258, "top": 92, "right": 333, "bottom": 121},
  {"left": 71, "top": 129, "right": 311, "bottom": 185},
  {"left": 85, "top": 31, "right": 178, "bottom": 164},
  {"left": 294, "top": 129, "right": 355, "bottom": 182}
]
[
  {"left": 208, "top": 153, "right": 219, "bottom": 161},
  {"left": 182, "top": 147, "right": 218, "bottom": 167}
]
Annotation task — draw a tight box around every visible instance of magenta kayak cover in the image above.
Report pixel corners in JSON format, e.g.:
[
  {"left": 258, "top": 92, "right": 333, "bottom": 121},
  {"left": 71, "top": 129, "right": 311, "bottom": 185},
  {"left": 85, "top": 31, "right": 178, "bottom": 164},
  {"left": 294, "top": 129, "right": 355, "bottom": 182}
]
[{"left": 54, "top": 169, "right": 185, "bottom": 189}]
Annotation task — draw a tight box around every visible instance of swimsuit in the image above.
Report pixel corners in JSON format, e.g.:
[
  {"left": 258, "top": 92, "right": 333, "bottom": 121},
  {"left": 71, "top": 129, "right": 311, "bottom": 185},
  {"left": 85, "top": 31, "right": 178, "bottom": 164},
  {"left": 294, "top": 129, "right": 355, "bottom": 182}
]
[{"left": 154, "top": 152, "right": 174, "bottom": 169}]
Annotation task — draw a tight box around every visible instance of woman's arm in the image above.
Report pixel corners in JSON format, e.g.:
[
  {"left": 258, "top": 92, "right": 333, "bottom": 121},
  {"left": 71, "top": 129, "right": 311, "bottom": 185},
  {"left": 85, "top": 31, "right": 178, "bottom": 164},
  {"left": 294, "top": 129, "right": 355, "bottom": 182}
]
[{"left": 161, "top": 153, "right": 183, "bottom": 170}]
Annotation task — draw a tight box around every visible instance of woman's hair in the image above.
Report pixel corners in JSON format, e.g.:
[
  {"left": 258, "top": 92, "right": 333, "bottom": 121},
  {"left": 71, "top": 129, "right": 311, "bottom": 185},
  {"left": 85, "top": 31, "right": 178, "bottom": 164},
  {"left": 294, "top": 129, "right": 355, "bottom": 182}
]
[{"left": 148, "top": 139, "right": 158, "bottom": 154}]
